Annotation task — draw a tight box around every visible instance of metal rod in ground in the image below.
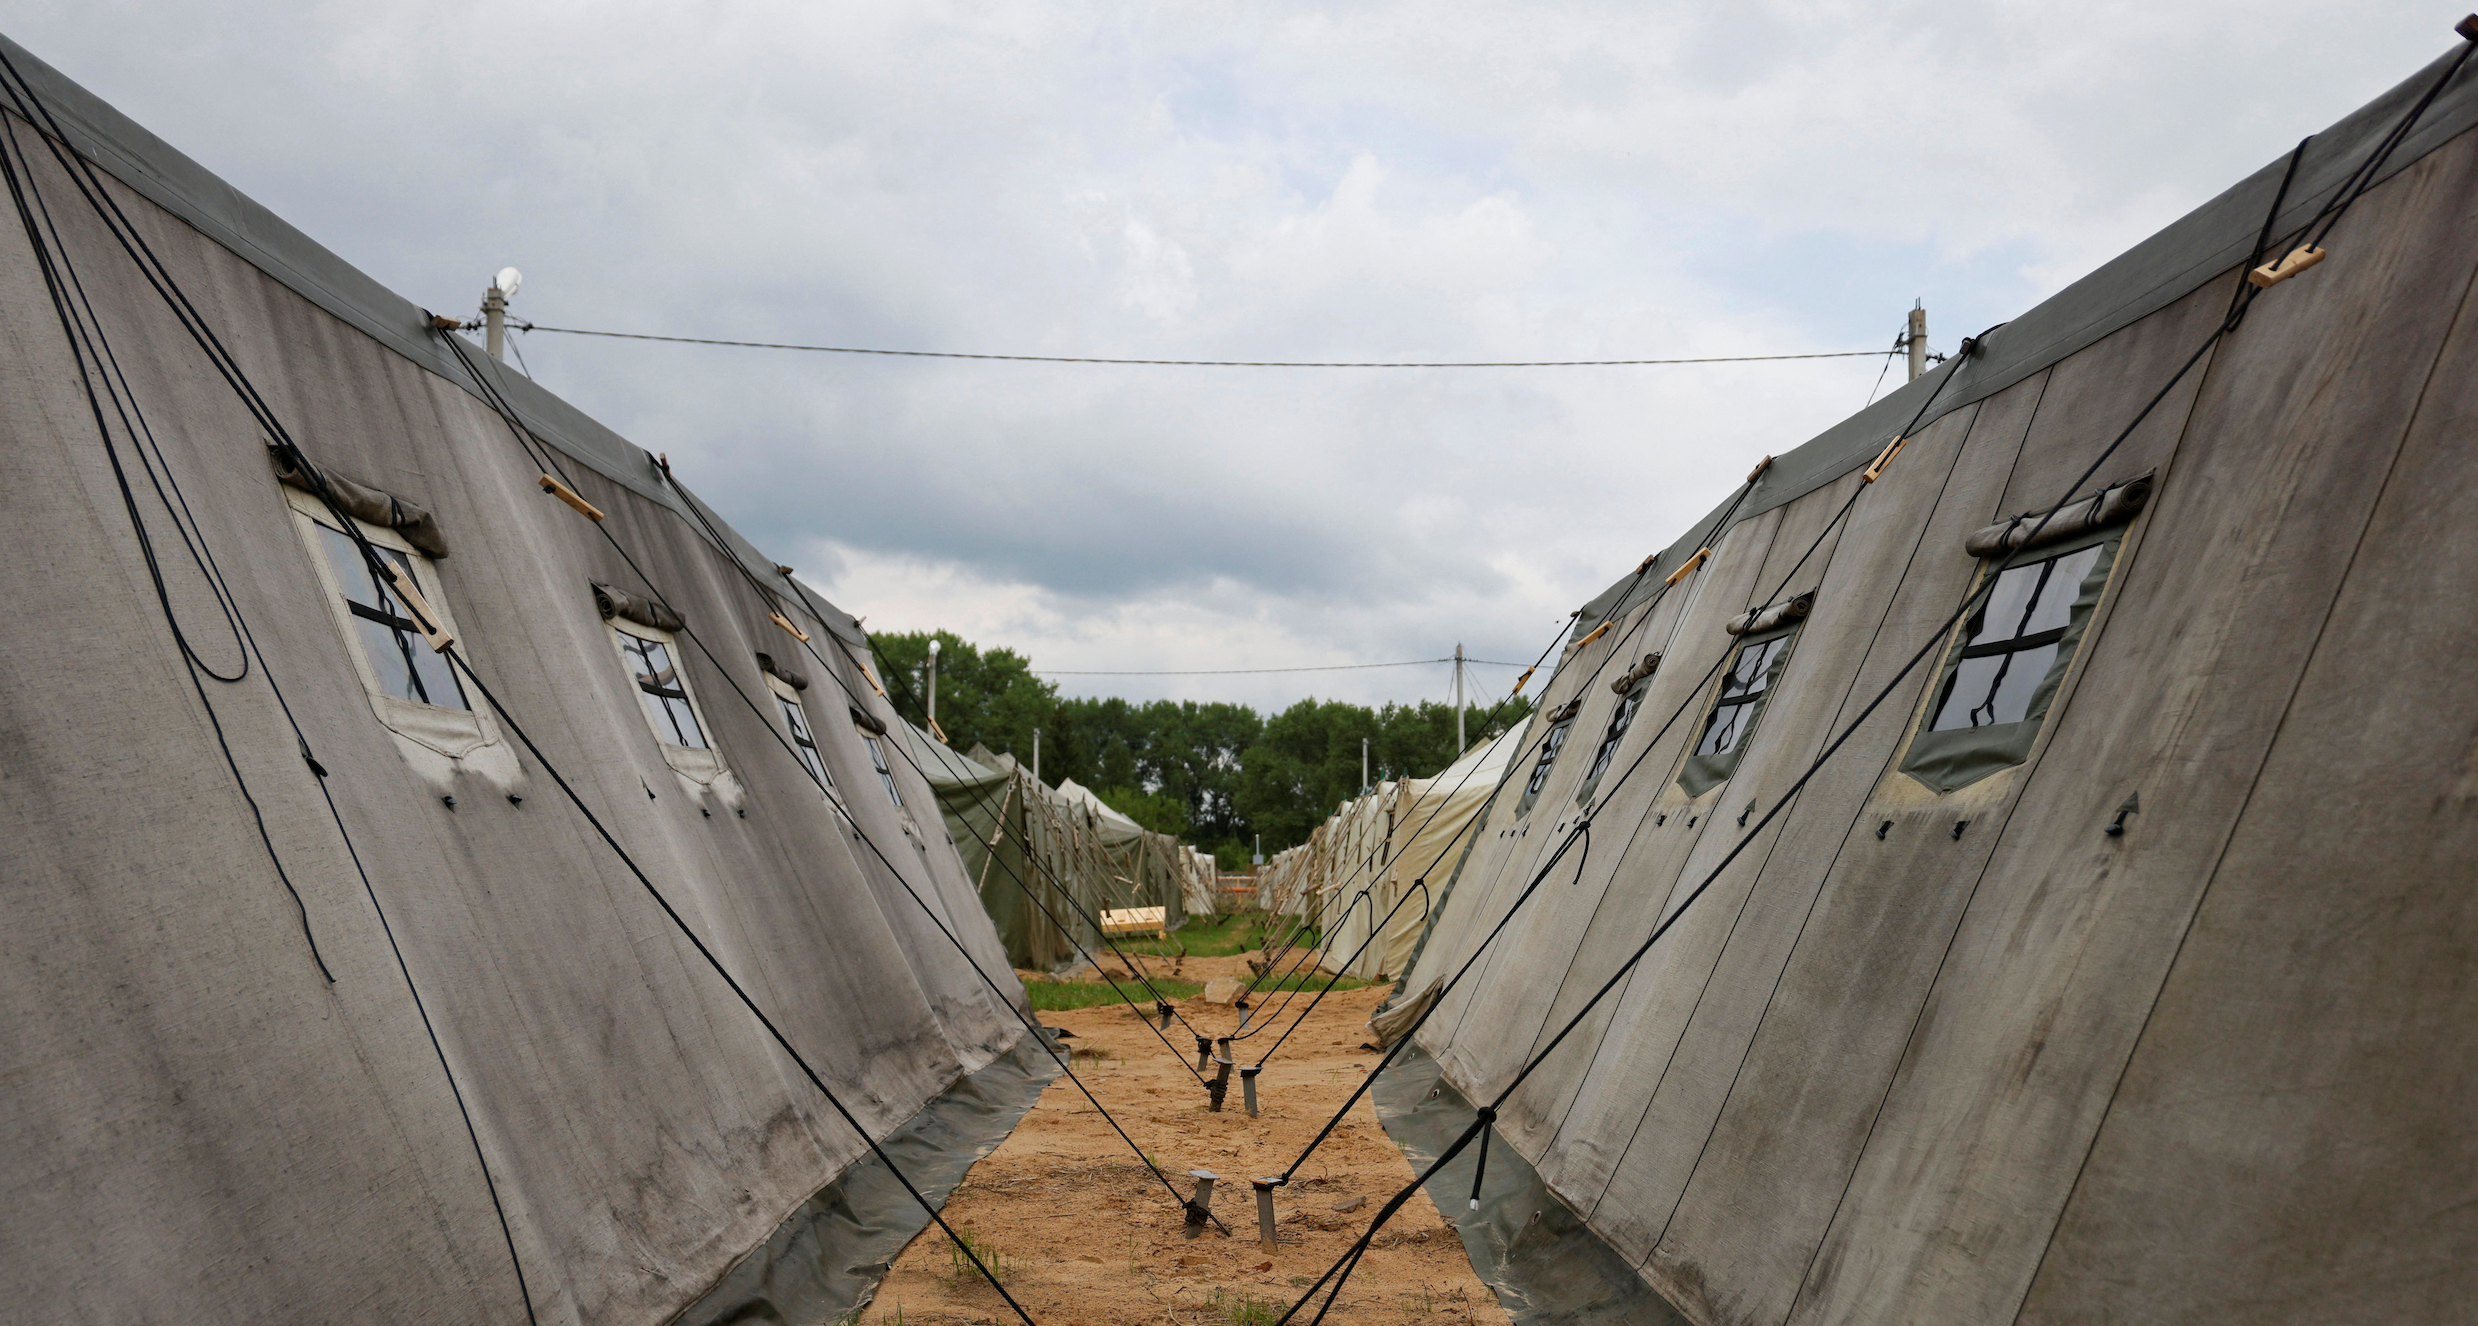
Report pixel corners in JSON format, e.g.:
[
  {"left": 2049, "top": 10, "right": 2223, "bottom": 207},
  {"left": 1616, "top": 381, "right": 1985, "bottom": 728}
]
[
  {"left": 1254, "top": 1177, "right": 1283, "bottom": 1249},
  {"left": 1159, "top": 1001, "right": 1175, "bottom": 1030},
  {"left": 1241, "top": 1064, "right": 1261, "bottom": 1117},
  {"left": 1195, "top": 1033, "right": 1212, "bottom": 1072},
  {"left": 1186, "top": 1170, "right": 1219, "bottom": 1239}
]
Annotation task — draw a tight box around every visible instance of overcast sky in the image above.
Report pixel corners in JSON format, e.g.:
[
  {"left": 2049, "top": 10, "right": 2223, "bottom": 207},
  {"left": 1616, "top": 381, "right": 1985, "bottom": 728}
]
[{"left": 8, "top": 2, "right": 2454, "bottom": 710}]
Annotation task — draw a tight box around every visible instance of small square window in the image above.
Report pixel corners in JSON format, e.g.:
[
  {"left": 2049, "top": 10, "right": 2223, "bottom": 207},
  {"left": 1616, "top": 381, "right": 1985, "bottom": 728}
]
[
  {"left": 1678, "top": 624, "right": 1800, "bottom": 798},
  {"left": 1899, "top": 531, "right": 2123, "bottom": 795},
  {"left": 860, "top": 729, "right": 904, "bottom": 809},
  {"left": 766, "top": 673, "right": 831, "bottom": 788},
  {"left": 310, "top": 519, "right": 466, "bottom": 710},
  {"left": 612, "top": 625, "right": 709, "bottom": 750}
]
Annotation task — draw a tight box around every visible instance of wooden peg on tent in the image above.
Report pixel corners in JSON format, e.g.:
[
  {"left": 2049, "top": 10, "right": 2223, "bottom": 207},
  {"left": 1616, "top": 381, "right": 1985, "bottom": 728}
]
[
  {"left": 858, "top": 661, "right": 888, "bottom": 698},
  {"left": 2459, "top": 13, "right": 2478, "bottom": 42},
  {"left": 1747, "top": 454, "right": 1774, "bottom": 483},
  {"left": 1575, "top": 620, "right": 1613, "bottom": 649},
  {"left": 769, "top": 610, "right": 811, "bottom": 643},
  {"left": 382, "top": 564, "right": 454, "bottom": 653},
  {"left": 538, "top": 474, "right": 606, "bottom": 521},
  {"left": 2247, "top": 245, "right": 2327, "bottom": 288},
  {"left": 1863, "top": 435, "right": 1905, "bottom": 483},
  {"left": 1509, "top": 665, "right": 1535, "bottom": 696},
  {"left": 1664, "top": 546, "right": 1711, "bottom": 586}
]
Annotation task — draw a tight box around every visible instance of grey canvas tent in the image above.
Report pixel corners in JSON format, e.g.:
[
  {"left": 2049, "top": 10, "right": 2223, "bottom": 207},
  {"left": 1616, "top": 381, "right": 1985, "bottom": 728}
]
[
  {"left": 0, "top": 33, "right": 1051, "bottom": 1326},
  {"left": 1378, "top": 33, "right": 2478, "bottom": 1326}
]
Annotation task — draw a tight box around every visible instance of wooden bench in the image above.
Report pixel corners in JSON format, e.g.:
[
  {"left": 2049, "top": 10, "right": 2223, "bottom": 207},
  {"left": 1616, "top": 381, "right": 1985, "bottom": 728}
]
[{"left": 1100, "top": 906, "right": 1167, "bottom": 937}]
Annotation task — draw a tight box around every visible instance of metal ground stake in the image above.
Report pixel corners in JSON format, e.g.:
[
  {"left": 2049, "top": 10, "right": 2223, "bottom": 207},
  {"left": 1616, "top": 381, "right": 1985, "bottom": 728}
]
[
  {"left": 1240, "top": 1064, "right": 1261, "bottom": 1117},
  {"left": 1252, "top": 1177, "right": 1283, "bottom": 1250}
]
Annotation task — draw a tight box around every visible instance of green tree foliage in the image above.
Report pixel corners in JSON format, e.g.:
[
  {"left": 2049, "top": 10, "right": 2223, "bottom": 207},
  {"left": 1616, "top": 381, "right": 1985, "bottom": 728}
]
[{"left": 868, "top": 629, "right": 1532, "bottom": 867}]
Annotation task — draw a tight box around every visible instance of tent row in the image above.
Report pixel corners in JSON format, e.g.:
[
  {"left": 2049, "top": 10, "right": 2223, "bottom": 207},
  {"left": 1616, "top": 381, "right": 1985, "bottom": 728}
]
[
  {"left": 1381, "top": 37, "right": 2478, "bottom": 1326},
  {"left": 1252, "top": 727, "right": 1520, "bottom": 981},
  {"left": 894, "top": 725, "right": 1214, "bottom": 972},
  {"left": 0, "top": 35, "right": 1039, "bottom": 1326}
]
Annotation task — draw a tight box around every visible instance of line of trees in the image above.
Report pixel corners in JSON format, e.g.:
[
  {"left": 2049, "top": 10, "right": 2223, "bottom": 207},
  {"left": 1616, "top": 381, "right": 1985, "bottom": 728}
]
[{"left": 869, "top": 631, "right": 1533, "bottom": 868}]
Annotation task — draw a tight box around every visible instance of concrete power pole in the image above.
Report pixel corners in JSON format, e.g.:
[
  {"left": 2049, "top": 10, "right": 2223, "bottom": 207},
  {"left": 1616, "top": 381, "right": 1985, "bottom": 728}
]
[
  {"left": 1032, "top": 727, "right": 1040, "bottom": 784},
  {"left": 926, "top": 638, "right": 940, "bottom": 730},
  {"left": 483, "top": 266, "right": 521, "bottom": 364},
  {"left": 1361, "top": 737, "right": 1370, "bottom": 794},
  {"left": 1454, "top": 643, "right": 1466, "bottom": 751},
  {"left": 1907, "top": 300, "right": 1927, "bottom": 382}
]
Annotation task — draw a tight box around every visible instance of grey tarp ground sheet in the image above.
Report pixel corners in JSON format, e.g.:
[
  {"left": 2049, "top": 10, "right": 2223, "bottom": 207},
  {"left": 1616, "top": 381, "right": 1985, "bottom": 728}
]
[
  {"left": 1386, "top": 36, "right": 2478, "bottom": 1326},
  {"left": 0, "top": 31, "right": 1046, "bottom": 1326}
]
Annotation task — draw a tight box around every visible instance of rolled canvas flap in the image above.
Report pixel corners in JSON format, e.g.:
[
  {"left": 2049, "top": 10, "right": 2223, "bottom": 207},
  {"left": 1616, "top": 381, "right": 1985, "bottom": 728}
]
[
  {"left": 1610, "top": 652, "right": 1662, "bottom": 694},
  {"left": 1726, "top": 590, "right": 1814, "bottom": 637},
  {"left": 755, "top": 651, "right": 808, "bottom": 691},
  {"left": 849, "top": 706, "right": 887, "bottom": 736},
  {"left": 591, "top": 581, "right": 686, "bottom": 633},
  {"left": 1965, "top": 472, "right": 2154, "bottom": 558},
  {"left": 270, "top": 443, "right": 449, "bottom": 558}
]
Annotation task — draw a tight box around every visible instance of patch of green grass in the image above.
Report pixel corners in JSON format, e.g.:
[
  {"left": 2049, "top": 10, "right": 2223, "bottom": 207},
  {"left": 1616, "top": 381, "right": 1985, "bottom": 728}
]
[
  {"left": 1207, "top": 1286, "right": 1285, "bottom": 1325},
  {"left": 1114, "top": 911, "right": 1274, "bottom": 958},
  {"left": 1247, "top": 972, "right": 1372, "bottom": 994},
  {"left": 939, "top": 1228, "right": 1014, "bottom": 1292},
  {"left": 1022, "top": 977, "right": 1202, "bottom": 1011}
]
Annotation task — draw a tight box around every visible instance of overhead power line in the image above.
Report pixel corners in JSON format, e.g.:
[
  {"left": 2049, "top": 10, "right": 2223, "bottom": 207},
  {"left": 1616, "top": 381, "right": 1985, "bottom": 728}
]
[
  {"left": 513, "top": 322, "right": 1883, "bottom": 369},
  {"left": 1034, "top": 656, "right": 1530, "bottom": 676}
]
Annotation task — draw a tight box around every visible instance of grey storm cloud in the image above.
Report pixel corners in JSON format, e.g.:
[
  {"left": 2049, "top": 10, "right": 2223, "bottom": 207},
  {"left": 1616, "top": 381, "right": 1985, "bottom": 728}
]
[{"left": 5, "top": 0, "right": 2451, "bottom": 708}]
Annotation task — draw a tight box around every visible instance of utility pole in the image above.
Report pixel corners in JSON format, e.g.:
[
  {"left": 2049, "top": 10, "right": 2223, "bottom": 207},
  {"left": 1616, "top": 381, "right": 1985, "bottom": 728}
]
[
  {"left": 1907, "top": 299, "right": 1927, "bottom": 382},
  {"left": 1361, "top": 737, "right": 1369, "bottom": 794},
  {"left": 926, "top": 638, "right": 940, "bottom": 729},
  {"left": 483, "top": 266, "right": 521, "bottom": 364},
  {"left": 1032, "top": 727, "right": 1040, "bottom": 784},
  {"left": 1454, "top": 642, "right": 1466, "bottom": 751}
]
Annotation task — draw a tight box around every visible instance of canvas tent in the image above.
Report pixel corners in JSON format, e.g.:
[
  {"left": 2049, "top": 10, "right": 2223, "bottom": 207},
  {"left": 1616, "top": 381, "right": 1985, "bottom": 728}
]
[
  {"left": 1377, "top": 34, "right": 2478, "bottom": 1325},
  {"left": 889, "top": 724, "right": 1195, "bottom": 972},
  {"left": 1252, "top": 727, "right": 1522, "bottom": 983},
  {"left": 0, "top": 34, "right": 1050, "bottom": 1326}
]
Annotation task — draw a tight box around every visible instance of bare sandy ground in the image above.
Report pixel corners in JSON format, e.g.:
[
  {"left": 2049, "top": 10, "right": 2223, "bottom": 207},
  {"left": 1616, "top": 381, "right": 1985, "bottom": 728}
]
[{"left": 857, "top": 953, "right": 1507, "bottom": 1326}]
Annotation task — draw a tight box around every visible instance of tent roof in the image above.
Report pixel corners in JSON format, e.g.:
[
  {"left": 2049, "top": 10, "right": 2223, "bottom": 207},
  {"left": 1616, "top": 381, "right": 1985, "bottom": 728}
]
[{"left": 1576, "top": 43, "right": 2478, "bottom": 635}]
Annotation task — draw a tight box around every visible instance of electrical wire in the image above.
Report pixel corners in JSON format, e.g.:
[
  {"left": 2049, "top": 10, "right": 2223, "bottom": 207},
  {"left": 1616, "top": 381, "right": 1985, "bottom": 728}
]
[{"left": 511, "top": 321, "right": 1883, "bottom": 369}]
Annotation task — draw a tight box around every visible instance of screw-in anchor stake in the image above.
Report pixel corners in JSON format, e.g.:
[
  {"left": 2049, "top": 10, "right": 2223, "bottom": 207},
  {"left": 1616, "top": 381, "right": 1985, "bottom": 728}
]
[
  {"left": 1236, "top": 1008, "right": 1253, "bottom": 1033},
  {"left": 1195, "top": 1033, "right": 1213, "bottom": 1072},
  {"left": 1207, "top": 1055, "right": 1234, "bottom": 1112},
  {"left": 1240, "top": 1064, "right": 1262, "bottom": 1117},
  {"left": 1185, "top": 1170, "right": 1219, "bottom": 1239},
  {"left": 1252, "top": 1176, "right": 1284, "bottom": 1250},
  {"left": 1158, "top": 1001, "right": 1175, "bottom": 1030}
]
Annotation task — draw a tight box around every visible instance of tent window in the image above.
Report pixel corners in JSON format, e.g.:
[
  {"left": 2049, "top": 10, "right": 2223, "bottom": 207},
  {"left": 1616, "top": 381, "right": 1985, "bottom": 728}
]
[
  {"left": 312, "top": 520, "right": 466, "bottom": 710},
  {"left": 1515, "top": 700, "right": 1580, "bottom": 816},
  {"left": 1581, "top": 683, "right": 1646, "bottom": 788},
  {"left": 1899, "top": 527, "right": 2125, "bottom": 795},
  {"left": 781, "top": 694, "right": 828, "bottom": 785},
  {"left": 1927, "top": 544, "right": 2103, "bottom": 731},
  {"left": 617, "top": 628, "right": 708, "bottom": 749},
  {"left": 1677, "top": 623, "right": 1800, "bottom": 798},
  {"left": 1695, "top": 634, "right": 1787, "bottom": 758},
  {"left": 862, "top": 731, "right": 903, "bottom": 808}
]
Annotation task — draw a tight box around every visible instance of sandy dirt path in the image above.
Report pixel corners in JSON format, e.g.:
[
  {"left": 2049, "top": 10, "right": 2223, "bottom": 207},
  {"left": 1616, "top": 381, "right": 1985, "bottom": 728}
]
[{"left": 856, "top": 953, "right": 1507, "bottom": 1326}]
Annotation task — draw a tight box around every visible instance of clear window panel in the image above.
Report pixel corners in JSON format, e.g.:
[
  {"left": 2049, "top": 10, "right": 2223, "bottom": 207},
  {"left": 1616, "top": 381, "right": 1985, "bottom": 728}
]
[
  {"left": 317, "top": 523, "right": 386, "bottom": 608},
  {"left": 865, "top": 735, "right": 904, "bottom": 807},
  {"left": 662, "top": 694, "right": 708, "bottom": 749},
  {"left": 1720, "top": 636, "right": 1784, "bottom": 702},
  {"left": 1970, "top": 562, "right": 2046, "bottom": 646},
  {"left": 781, "top": 698, "right": 828, "bottom": 784},
  {"left": 352, "top": 614, "right": 420, "bottom": 702},
  {"left": 1932, "top": 642, "right": 2062, "bottom": 730},
  {"left": 1585, "top": 688, "right": 1644, "bottom": 785},
  {"left": 1526, "top": 722, "right": 1572, "bottom": 795},
  {"left": 1696, "top": 698, "right": 1755, "bottom": 757},
  {"left": 2019, "top": 545, "right": 2102, "bottom": 638}
]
